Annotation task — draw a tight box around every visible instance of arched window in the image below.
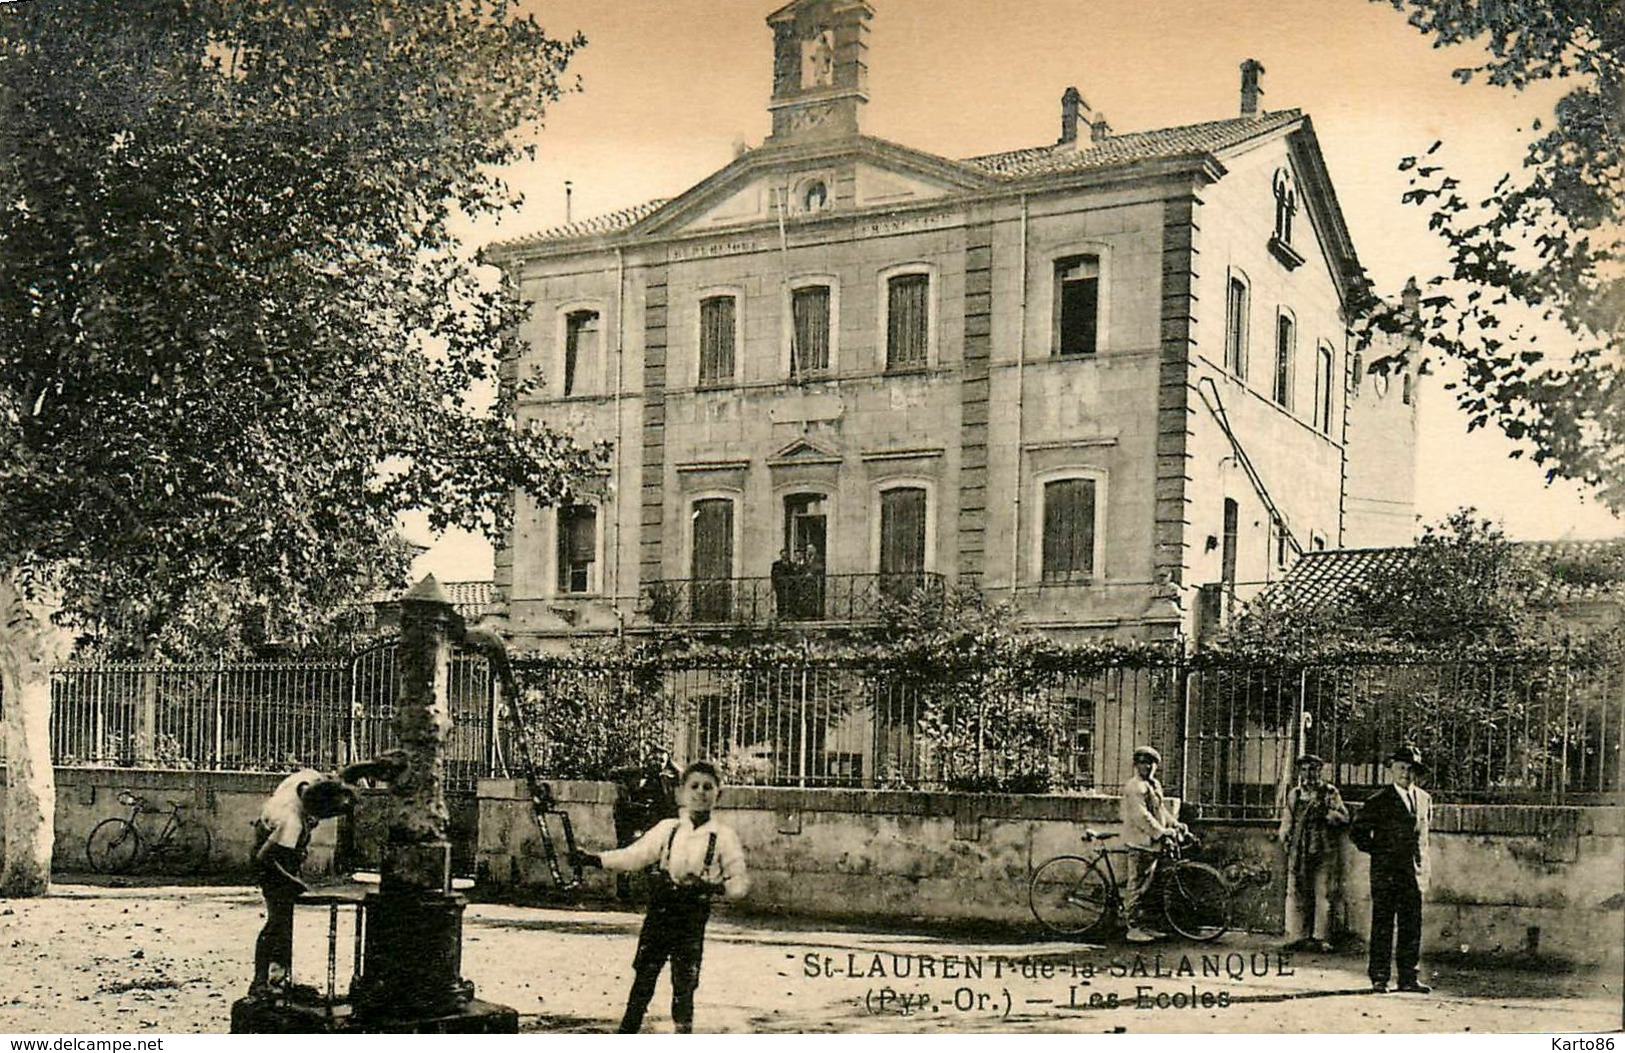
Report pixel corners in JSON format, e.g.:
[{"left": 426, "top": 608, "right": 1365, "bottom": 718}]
[
  {"left": 1273, "top": 310, "right": 1296, "bottom": 409},
  {"left": 1225, "top": 271, "right": 1250, "bottom": 378}
]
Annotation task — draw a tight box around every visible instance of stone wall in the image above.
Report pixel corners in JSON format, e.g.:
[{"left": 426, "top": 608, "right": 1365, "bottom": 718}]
[
  {"left": 0, "top": 767, "right": 345, "bottom": 877},
  {"left": 478, "top": 779, "right": 1622, "bottom": 966}
]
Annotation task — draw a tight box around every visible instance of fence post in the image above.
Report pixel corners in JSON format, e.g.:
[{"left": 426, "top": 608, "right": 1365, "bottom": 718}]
[
  {"left": 211, "top": 656, "right": 225, "bottom": 771},
  {"left": 137, "top": 669, "right": 158, "bottom": 765},
  {"left": 1176, "top": 660, "right": 1193, "bottom": 803},
  {"left": 487, "top": 674, "right": 501, "bottom": 781}
]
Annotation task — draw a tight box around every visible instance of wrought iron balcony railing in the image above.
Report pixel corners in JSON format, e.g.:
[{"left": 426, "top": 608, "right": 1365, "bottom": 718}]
[{"left": 640, "top": 572, "right": 946, "bottom": 627}]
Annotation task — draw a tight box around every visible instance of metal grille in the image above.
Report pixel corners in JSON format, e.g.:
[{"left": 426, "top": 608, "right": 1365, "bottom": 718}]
[
  {"left": 1184, "top": 657, "right": 1624, "bottom": 818},
  {"left": 36, "top": 643, "right": 494, "bottom": 792},
  {"left": 513, "top": 659, "right": 1179, "bottom": 793}
]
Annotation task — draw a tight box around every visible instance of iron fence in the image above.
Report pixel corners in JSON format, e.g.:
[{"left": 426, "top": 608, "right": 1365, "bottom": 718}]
[
  {"left": 1184, "top": 656, "right": 1624, "bottom": 818},
  {"left": 509, "top": 658, "right": 1180, "bottom": 793},
  {"left": 34, "top": 643, "right": 494, "bottom": 792},
  {"left": 9, "top": 645, "right": 1621, "bottom": 808}
]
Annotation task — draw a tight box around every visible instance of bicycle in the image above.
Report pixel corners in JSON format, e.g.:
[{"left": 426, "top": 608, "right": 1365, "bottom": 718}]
[
  {"left": 1029, "top": 828, "right": 1232, "bottom": 942},
  {"left": 85, "top": 791, "right": 213, "bottom": 875}
]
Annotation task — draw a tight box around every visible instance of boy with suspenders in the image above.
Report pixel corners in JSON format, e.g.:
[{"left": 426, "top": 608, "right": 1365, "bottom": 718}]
[{"left": 576, "top": 760, "right": 749, "bottom": 1033}]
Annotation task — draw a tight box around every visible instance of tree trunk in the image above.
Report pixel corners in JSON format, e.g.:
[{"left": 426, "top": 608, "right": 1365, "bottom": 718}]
[{"left": 0, "top": 571, "right": 70, "bottom": 897}]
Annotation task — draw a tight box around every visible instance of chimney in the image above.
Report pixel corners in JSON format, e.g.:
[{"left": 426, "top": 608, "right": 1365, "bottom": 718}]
[
  {"left": 1240, "top": 59, "right": 1265, "bottom": 118},
  {"left": 1059, "top": 86, "right": 1083, "bottom": 145},
  {"left": 1401, "top": 276, "right": 1421, "bottom": 318},
  {"left": 1090, "top": 113, "right": 1111, "bottom": 143}
]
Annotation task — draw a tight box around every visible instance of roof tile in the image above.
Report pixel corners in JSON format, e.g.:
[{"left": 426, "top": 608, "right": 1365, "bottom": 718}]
[{"left": 962, "top": 111, "right": 1302, "bottom": 179}]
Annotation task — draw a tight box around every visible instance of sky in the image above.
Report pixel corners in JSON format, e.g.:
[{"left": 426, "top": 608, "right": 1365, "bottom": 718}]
[{"left": 413, "top": 0, "right": 1622, "bottom": 582}]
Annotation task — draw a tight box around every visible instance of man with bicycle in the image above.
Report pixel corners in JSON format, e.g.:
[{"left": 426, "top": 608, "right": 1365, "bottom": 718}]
[{"left": 1119, "top": 745, "right": 1187, "bottom": 943}]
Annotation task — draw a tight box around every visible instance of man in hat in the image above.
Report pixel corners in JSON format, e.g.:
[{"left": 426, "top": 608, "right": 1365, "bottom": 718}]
[
  {"left": 1350, "top": 744, "right": 1432, "bottom": 993},
  {"left": 1119, "top": 745, "right": 1187, "bottom": 942},
  {"left": 1275, "top": 754, "right": 1350, "bottom": 952}
]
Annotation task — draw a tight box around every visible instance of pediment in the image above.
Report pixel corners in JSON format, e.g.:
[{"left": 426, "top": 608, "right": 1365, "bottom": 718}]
[
  {"left": 767, "top": 437, "right": 843, "bottom": 467},
  {"left": 636, "top": 137, "right": 993, "bottom": 239}
]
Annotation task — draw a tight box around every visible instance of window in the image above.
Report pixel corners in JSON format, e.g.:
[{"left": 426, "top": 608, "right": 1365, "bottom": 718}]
[
  {"left": 790, "top": 284, "right": 831, "bottom": 380},
  {"left": 780, "top": 493, "right": 828, "bottom": 621},
  {"left": 1273, "top": 168, "right": 1297, "bottom": 245},
  {"left": 1054, "top": 255, "right": 1101, "bottom": 357},
  {"left": 1041, "top": 477, "right": 1098, "bottom": 583},
  {"left": 1225, "top": 276, "right": 1250, "bottom": 378},
  {"left": 562, "top": 310, "right": 599, "bottom": 398},
  {"left": 878, "top": 486, "right": 928, "bottom": 599},
  {"left": 1347, "top": 351, "right": 1362, "bottom": 395},
  {"left": 698, "top": 295, "right": 736, "bottom": 388},
  {"left": 555, "top": 505, "right": 597, "bottom": 594},
  {"left": 690, "top": 498, "right": 735, "bottom": 621},
  {"left": 1402, "top": 372, "right": 1414, "bottom": 405},
  {"left": 885, "top": 273, "right": 930, "bottom": 371},
  {"left": 1273, "top": 515, "right": 1290, "bottom": 569},
  {"left": 1315, "top": 343, "right": 1335, "bottom": 433},
  {"left": 1273, "top": 312, "right": 1295, "bottom": 408},
  {"left": 1066, "top": 696, "right": 1097, "bottom": 788}
]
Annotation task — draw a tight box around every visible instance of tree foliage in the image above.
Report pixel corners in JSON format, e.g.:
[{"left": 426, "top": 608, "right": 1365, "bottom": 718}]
[
  {"left": 1236, "top": 508, "right": 1581, "bottom": 651},
  {"left": 0, "top": 0, "right": 602, "bottom": 656},
  {"left": 1360, "top": 0, "right": 1624, "bottom": 506}
]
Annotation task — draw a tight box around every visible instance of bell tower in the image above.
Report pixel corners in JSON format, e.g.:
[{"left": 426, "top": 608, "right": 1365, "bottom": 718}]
[{"left": 766, "top": 0, "right": 872, "bottom": 142}]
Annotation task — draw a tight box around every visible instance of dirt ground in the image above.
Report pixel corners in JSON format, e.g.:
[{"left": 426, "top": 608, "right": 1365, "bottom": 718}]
[{"left": 0, "top": 880, "right": 1619, "bottom": 1035}]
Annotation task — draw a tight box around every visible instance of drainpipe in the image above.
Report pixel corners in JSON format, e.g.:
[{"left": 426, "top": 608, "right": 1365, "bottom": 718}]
[
  {"left": 1009, "top": 195, "right": 1030, "bottom": 600},
  {"left": 612, "top": 246, "right": 627, "bottom": 616}
]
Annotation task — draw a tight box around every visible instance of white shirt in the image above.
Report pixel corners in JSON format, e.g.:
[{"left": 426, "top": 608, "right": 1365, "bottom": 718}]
[
  {"left": 600, "top": 812, "right": 750, "bottom": 900},
  {"left": 259, "top": 768, "right": 322, "bottom": 850}
]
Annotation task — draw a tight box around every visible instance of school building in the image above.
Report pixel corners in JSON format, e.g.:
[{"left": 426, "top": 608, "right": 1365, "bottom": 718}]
[{"left": 483, "top": 0, "right": 1419, "bottom": 652}]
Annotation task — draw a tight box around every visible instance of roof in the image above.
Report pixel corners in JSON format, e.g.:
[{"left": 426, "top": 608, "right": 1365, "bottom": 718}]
[
  {"left": 359, "top": 579, "right": 500, "bottom": 620},
  {"left": 440, "top": 579, "right": 500, "bottom": 618},
  {"left": 489, "top": 199, "right": 670, "bottom": 252},
  {"left": 1255, "top": 540, "right": 1625, "bottom": 617},
  {"left": 489, "top": 111, "right": 1308, "bottom": 252},
  {"left": 962, "top": 110, "right": 1302, "bottom": 179}
]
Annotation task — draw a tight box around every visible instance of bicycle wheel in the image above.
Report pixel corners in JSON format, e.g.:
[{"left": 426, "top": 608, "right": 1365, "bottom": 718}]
[
  {"left": 167, "top": 820, "right": 213, "bottom": 874},
  {"left": 1161, "top": 860, "right": 1232, "bottom": 942},
  {"left": 1030, "top": 855, "right": 1115, "bottom": 937},
  {"left": 86, "top": 819, "right": 142, "bottom": 875}
]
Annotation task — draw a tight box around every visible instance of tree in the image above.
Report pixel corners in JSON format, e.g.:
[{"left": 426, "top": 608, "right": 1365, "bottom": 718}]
[
  {"left": 1239, "top": 509, "right": 1555, "bottom": 649},
  {"left": 0, "top": 0, "right": 602, "bottom": 894},
  {"left": 1360, "top": 1, "right": 1624, "bottom": 507}
]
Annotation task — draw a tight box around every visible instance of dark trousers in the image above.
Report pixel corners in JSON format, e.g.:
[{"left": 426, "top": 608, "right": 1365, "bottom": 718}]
[
  {"left": 253, "top": 850, "right": 304, "bottom": 987},
  {"left": 618, "top": 885, "right": 710, "bottom": 1033},
  {"left": 1367, "top": 864, "right": 1422, "bottom": 984}
]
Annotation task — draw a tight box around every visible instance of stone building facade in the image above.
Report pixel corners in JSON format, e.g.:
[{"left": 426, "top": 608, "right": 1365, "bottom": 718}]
[{"left": 485, "top": 0, "right": 1417, "bottom": 651}]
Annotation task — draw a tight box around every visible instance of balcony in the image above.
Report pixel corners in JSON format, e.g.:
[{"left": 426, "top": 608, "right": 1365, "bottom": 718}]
[{"left": 641, "top": 573, "right": 947, "bottom": 628}]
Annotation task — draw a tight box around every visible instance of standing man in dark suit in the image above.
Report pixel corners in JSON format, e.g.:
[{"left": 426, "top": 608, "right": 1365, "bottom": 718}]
[{"left": 1350, "top": 744, "right": 1432, "bottom": 993}]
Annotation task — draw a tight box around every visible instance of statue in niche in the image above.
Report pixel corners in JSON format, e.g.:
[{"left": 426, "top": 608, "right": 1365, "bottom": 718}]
[{"left": 800, "top": 28, "right": 834, "bottom": 89}]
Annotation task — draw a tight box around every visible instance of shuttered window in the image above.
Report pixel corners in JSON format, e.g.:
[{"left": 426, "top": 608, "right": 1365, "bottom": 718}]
[
  {"left": 556, "top": 505, "right": 597, "bottom": 594},
  {"left": 791, "top": 285, "right": 830, "bottom": 379},
  {"left": 1054, "top": 256, "right": 1100, "bottom": 357},
  {"left": 885, "top": 274, "right": 929, "bottom": 371},
  {"left": 879, "top": 487, "right": 927, "bottom": 598},
  {"left": 1041, "top": 478, "right": 1096, "bottom": 583},
  {"left": 1225, "top": 278, "right": 1249, "bottom": 378},
  {"left": 691, "top": 498, "right": 734, "bottom": 621},
  {"left": 698, "top": 296, "right": 736, "bottom": 387},
  {"left": 563, "top": 310, "right": 598, "bottom": 397}
]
